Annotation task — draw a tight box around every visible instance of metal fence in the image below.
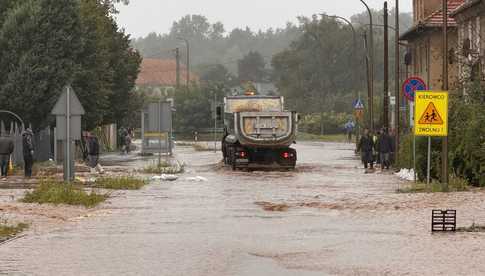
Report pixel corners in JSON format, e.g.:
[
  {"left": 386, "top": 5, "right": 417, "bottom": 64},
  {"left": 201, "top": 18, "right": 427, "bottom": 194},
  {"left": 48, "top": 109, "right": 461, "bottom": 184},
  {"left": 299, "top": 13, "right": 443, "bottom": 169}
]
[{"left": 0, "top": 121, "right": 53, "bottom": 165}]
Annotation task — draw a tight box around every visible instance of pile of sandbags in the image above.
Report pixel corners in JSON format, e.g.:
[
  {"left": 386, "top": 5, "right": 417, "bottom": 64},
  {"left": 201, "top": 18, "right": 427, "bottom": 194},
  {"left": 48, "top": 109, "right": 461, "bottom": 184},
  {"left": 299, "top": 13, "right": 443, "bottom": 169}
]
[{"left": 395, "top": 168, "right": 416, "bottom": 181}]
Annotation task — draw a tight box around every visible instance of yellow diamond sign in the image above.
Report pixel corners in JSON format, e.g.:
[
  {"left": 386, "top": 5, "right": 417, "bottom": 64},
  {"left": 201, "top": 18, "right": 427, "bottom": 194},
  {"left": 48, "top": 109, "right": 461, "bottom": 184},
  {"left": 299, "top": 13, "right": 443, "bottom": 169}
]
[{"left": 414, "top": 91, "right": 448, "bottom": 136}]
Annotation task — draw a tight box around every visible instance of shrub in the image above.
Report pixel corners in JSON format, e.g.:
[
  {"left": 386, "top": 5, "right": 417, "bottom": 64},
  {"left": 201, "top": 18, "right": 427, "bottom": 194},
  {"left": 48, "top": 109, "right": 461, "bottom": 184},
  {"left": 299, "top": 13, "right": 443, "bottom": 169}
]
[
  {"left": 397, "top": 175, "right": 469, "bottom": 193},
  {"left": 0, "top": 221, "right": 29, "bottom": 239},
  {"left": 93, "top": 177, "right": 146, "bottom": 190},
  {"left": 397, "top": 133, "right": 443, "bottom": 182},
  {"left": 143, "top": 161, "right": 185, "bottom": 174},
  {"left": 299, "top": 112, "right": 351, "bottom": 135},
  {"left": 21, "top": 179, "right": 107, "bottom": 208}
]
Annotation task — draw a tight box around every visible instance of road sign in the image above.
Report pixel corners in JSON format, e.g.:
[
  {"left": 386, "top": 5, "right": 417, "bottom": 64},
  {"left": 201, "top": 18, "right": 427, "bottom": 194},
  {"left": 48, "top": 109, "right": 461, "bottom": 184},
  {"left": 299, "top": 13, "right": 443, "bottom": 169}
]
[
  {"left": 51, "top": 86, "right": 85, "bottom": 116},
  {"left": 414, "top": 91, "right": 448, "bottom": 137},
  {"left": 51, "top": 86, "right": 85, "bottom": 140},
  {"left": 354, "top": 109, "right": 364, "bottom": 120},
  {"left": 51, "top": 86, "right": 85, "bottom": 181},
  {"left": 353, "top": 99, "right": 364, "bottom": 109},
  {"left": 402, "top": 77, "right": 427, "bottom": 102}
]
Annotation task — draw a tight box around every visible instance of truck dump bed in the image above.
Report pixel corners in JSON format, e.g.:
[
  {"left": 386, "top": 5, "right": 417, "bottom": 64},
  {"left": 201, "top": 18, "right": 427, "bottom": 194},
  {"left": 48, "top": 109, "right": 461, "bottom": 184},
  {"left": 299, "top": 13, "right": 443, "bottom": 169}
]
[
  {"left": 235, "top": 111, "right": 296, "bottom": 147},
  {"left": 224, "top": 96, "right": 297, "bottom": 148}
]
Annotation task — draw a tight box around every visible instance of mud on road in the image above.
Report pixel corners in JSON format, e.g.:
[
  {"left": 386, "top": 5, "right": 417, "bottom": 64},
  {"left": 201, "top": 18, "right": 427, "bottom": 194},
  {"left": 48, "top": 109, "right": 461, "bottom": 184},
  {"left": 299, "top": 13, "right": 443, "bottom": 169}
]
[{"left": 1, "top": 142, "right": 485, "bottom": 276}]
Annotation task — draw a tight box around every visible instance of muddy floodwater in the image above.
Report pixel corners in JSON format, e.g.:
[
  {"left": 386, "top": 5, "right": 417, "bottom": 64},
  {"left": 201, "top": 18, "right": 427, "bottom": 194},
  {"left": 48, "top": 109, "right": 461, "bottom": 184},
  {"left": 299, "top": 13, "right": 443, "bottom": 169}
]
[{"left": 1, "top": 142, "right": 485, "bottom": 275}]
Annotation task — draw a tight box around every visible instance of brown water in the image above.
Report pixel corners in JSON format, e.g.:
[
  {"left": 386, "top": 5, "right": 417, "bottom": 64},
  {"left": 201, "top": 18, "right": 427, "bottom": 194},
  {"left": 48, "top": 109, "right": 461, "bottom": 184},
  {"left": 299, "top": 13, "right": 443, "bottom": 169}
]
[{"left": 1, "top": 142, "right": 485, "bottom": 275}]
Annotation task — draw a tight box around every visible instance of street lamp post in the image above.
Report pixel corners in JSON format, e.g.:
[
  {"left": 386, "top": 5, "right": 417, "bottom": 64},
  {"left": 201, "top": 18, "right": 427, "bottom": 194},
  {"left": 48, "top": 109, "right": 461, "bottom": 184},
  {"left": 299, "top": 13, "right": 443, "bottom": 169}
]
[
  {"left": 360, "top": 0, "right": 375, "bottom": 132},
  {"left": 177, "top": 37, "right": 190, "bottom": 87}
]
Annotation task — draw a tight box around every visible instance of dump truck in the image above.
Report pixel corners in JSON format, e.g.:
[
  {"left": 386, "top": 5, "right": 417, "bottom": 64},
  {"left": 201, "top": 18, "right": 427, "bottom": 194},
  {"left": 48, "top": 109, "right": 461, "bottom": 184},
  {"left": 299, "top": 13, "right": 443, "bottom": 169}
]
[{"left": 220, "top": 95, "right": 298, "bottom": 170}]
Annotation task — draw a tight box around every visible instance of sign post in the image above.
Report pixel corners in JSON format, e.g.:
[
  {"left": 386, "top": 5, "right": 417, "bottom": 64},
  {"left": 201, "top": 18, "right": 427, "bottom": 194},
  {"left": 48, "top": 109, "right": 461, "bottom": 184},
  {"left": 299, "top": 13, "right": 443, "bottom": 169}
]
[
  {"left": 51, "top": 86, "right": 85, "bottom": 182},
  {"left": 403, "top": 77, "right": 427, "bottom": 183},
  {"left": 414, "top": 91, "right": 449, "bottom": 186},
  {"left": 353, "top": 98, "right": 365, "bottom": 144}
]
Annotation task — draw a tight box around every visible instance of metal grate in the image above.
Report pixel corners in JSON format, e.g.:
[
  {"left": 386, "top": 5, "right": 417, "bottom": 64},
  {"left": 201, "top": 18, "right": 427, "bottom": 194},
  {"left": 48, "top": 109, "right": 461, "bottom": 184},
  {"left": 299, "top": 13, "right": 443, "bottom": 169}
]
[{"left": 432, "top": 210, "right": 456, "bottom": 232}]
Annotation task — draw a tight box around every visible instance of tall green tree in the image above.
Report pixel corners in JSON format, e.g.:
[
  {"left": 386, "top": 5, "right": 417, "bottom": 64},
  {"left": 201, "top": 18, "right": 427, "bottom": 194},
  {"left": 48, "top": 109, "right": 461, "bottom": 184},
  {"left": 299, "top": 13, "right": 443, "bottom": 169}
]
[
  {"left": 0, "top": 0, "right": 141, "bottom": 130},
  {"left": 0, "top": 0, "right": 83, "bottom": 129}
]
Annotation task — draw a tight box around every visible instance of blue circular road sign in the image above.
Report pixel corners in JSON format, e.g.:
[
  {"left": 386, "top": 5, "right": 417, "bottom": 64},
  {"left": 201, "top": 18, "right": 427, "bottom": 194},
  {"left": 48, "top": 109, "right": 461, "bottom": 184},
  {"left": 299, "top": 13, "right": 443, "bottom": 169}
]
[{"left": 402, "top": 77, "right": 427, "bottom": 102}]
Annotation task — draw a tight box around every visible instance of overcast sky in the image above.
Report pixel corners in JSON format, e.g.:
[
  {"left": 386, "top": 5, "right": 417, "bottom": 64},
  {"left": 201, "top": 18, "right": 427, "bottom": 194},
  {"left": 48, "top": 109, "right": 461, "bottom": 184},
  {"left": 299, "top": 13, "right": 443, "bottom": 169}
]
[{"left": 115, "top": 0, "right": 412, "bottom": 39}]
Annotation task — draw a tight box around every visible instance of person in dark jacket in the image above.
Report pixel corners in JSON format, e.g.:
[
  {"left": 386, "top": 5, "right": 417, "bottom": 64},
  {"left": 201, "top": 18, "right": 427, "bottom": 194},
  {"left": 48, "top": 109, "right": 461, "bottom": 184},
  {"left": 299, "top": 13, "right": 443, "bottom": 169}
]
[
  {"left": 22, "top": 128, "right": 34, "bottom": 178},
  {"left": 377, "top": 128, "right": 394, "bottom": 170},
  {"left": 0, "top": 134, "right": 14, "bottom": 180},
  {"left": 87, "top": 133, "right": 104, "bottom": 174},
  {"left": 357, "top": 128, "right": 375, "bottom": 172}
]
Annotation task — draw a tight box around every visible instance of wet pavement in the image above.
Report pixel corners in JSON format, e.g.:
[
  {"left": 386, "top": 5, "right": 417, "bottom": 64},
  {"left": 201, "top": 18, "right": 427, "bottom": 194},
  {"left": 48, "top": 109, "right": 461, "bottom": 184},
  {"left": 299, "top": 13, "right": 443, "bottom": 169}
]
[{"left": 1, "top": 142, "right": 485, "bottom": 275}]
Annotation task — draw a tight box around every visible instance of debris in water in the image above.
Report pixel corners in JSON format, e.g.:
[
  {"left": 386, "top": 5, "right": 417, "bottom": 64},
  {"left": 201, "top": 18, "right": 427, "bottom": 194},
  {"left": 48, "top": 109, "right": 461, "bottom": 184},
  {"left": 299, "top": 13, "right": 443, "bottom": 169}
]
[
  {"left": 151, "top": 174, "right": 179, "bottom": 181},
  {"left": 395, "top": 169, "right": 416, "bottom": 181},
  {"left": 254, "top": 201, "right": 290, "bottom": 212},
  {"left": 185, "top": 176, "right": 208, "bottom": 182}
]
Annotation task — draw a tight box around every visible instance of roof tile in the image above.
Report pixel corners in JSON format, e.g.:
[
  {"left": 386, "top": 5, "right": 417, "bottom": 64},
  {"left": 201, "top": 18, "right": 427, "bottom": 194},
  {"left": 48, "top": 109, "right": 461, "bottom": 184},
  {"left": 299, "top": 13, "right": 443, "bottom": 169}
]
[{"left": 136, "top": 58, "right": 198, "bottom": 86}]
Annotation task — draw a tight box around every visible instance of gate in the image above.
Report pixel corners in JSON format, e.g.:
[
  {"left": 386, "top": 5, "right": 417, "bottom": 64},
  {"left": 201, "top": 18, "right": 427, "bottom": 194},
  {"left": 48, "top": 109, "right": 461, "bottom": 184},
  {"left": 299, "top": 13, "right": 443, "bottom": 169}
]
[{"left": 0, "top": 121, "right": 52, "bottom": 165}]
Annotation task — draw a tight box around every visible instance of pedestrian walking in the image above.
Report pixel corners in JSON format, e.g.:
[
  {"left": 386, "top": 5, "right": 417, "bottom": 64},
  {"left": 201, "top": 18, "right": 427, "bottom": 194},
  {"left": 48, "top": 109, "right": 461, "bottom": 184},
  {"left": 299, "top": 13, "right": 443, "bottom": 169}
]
[
  {"left": 124, "top": 132, "right": 132, "bottom": 154},
  {"left": 87, "top": 133, "right": 104, "bottom": 174},
  {"left": 374, "top": 130, "right": 381, "bottom": 166},
  {"left": 389, "top": 128, "right": 396, "bottom": 166},
  {"left": 357, "top": 128, "right": 375, "bottom": 173},
  {"left": 119, "top": 127, "right": 128, "bottom": 154},
  {"left": 377, "top": 128, "right": 393, "bottom": 171},
  {"left": 344, "top": 120, "right": 355, "bottom": 143},
  {"left": 22, "top": 128, "right": 34, "bottom": 178},
  {"left": 0, "top": 133, "right": 14, "bottom": 181}
]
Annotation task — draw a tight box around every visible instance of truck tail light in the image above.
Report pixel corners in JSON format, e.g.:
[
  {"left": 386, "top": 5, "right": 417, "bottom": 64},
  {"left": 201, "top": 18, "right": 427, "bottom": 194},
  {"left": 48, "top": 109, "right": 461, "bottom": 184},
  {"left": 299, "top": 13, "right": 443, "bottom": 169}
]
[
  {"left": 239, "top": 151, "right": 247, "bottom": 158},
  {"left": 282, "top": 152, "right": 290, "bottom": 159}
]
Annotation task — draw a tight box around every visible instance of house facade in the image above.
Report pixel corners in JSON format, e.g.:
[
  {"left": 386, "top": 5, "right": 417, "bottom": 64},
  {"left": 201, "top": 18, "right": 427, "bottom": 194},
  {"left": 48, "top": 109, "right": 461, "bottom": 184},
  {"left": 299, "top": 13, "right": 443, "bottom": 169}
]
[
  {"left": 401, "top": 0, "right": 465, "bottom": 90},
  {"left": 451, "top": 0, "right": 485, "bottom": 85}
]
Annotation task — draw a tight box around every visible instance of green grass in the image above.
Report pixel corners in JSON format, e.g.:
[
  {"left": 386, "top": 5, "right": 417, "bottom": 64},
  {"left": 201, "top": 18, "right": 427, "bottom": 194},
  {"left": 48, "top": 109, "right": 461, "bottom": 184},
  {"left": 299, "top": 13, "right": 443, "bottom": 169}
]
[
  {"left": 21, "top": 179, "right": 107, "bottom": 208},
  {"left": 93, "top": 177, "right": 146, "bottom": 190},
  {"left": 297, "top": 132, "right": 349, "bottom": 142},
  {"left": 0, "top": 221, "right": 29, "bottom": 240},
  {"left": 397, "top": 175, "right": 470, "bottom": 193},
  {"left": 143, "top": 161, "right": 185, "bottom": 174}
]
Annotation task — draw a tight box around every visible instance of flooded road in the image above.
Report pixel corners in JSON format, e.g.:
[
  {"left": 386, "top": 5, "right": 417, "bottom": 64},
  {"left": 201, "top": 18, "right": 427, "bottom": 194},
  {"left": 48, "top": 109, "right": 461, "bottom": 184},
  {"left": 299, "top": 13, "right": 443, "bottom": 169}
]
[{"left": 1, "top": 142, "right": 485, "bottom": 275}]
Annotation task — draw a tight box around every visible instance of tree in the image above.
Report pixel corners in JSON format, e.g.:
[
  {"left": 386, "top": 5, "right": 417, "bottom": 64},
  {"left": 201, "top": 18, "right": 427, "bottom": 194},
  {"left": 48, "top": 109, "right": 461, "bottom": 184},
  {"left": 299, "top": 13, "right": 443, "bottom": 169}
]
[
  {"left": 169, "top": 15, "right": 212, "bottom": 39},
  {"left": 0, "top": 0, "right": 84, "bottom": 129},
  {"left": 132, "top": 15, "right": 302, "bottom": 75},
  {"left": 77, "top": 0, "right": 141, "bottom": 129},
  {"left": 238, "top": 51, "right": 267, "bottom": 82},
  {"left": 0, "top": 0, "right": 141, "bottom": 130},
  {"left": 198, "top": 64, "right": 235, "bottom": 86}
]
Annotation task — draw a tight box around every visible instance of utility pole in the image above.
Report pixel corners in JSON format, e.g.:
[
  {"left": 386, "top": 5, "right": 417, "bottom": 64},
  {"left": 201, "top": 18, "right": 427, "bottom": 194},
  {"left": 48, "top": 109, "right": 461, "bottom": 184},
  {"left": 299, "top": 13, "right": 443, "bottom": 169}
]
[
  {"left": 442, "top": 0, "right": 449, "bottom": 187},
  {"left": 360, "top": 0, "right": 374, "bottom": 132},
  {"left": 213, "top": 91, "right": 217, "bottom": 153},
  {"left": 175, "top": 47, "right": 181, "bottom": 89},
  {"left": 363, "top": 31, "right": 371, "bottom": 125},
  {"left": 383, "top": 2, "right": 389, "bottom": 129},
  {"left": 395, "top": 0, "right": 401, "bottom": 166}
]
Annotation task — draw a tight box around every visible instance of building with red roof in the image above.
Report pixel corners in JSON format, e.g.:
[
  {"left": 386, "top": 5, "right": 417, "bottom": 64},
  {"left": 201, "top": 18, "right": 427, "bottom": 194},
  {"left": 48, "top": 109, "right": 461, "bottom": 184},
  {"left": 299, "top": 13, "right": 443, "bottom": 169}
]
[
  {"left": 135, "top": 58, "right": 199, "bottom": 96},
  {"left": 400, "top": 0, "right": 465, "bottom": 90}
]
